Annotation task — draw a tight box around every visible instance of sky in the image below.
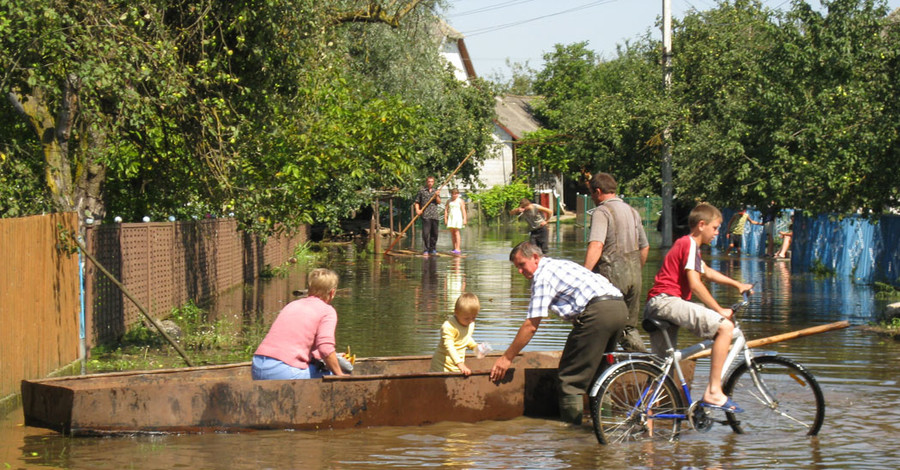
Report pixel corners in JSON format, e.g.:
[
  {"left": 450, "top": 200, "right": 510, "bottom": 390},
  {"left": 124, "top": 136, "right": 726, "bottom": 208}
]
[{"left": 442, "top": 0, "right": 900, "bottom": 82}]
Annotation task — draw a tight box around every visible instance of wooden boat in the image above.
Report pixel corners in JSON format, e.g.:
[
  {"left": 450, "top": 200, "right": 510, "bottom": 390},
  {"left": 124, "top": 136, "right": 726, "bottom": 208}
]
[{"left": 22, "top": 351, "right": 564, "bottom": 436}]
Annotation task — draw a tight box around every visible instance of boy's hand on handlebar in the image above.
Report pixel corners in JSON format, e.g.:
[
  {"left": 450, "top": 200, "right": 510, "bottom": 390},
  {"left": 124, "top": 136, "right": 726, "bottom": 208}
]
[
  {"left": 738, "top": 283, "right": 754, "bottom": 295},
  {"left": 717, "top": 307, "right": 735, "bottom": 321}
]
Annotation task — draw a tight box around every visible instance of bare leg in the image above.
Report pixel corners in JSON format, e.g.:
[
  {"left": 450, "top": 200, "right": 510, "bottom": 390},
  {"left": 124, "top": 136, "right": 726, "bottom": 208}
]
[
  {"left": 776, "top": 234, "right": 792, "bottom": 258},
  {"left": 703, "top": 321, "right": 734, "bottom": 404},
  {"left": 450, "top": 229, "right": 461, "bottom": 251}
]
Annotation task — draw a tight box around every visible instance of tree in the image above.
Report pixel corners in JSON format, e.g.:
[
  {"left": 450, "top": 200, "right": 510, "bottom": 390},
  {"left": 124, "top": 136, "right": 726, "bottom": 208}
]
[
  {"left": 521, "top": 0, "right": 900, "bottom": 215},
  {"left": 1, "top": 0, "right": 496, "bottom": 233}
]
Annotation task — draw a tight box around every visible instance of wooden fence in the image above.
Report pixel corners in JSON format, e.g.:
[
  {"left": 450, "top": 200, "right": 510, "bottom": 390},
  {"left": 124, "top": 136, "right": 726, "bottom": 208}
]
[
  {"left": 1, "top": 213, "right": 81, "bottom": 408},
  {"left": 1, "top": 214, "right": 306, "bottom": 406}
]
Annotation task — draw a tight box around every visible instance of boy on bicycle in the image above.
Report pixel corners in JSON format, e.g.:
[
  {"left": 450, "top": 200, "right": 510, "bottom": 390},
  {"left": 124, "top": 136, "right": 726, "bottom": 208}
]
[{"left": 644, "top": 203, "right": 753, "bottom": 412}]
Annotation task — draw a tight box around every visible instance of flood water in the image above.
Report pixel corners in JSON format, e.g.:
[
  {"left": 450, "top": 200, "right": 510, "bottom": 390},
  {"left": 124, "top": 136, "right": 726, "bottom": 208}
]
[{"left": 2, "top": 224, "right": 899, "bottom": 469}]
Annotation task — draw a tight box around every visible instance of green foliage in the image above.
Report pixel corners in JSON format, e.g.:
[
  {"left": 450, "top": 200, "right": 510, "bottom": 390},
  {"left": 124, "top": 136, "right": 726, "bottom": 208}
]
[
  {"left": 523, "top": 0, "right": 900, "bottom": 214},
  {"left": 0, "top": 143, "right": 52, "bottom": 217},
  {"left": 469, "top": 181, "right": 534, "bottom": 219},
  {"left": 810, "top": 259, "right": 836, "bottom": 277},
  {"left": 87, "top": 299, "right": 258, "bottom": 371},
  {"left": 489, "top": 59, "right": 537, "bottom": 95},
  {"left": 0, "top": 0, "right": 496, "bottom": 236},
  {"left": 874, "top": 281, "right": 900, "bottom": 299}
]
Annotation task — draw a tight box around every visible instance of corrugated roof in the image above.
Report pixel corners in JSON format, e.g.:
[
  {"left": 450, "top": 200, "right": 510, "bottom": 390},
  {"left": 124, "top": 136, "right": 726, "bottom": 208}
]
[{"left": 494, "top": 95, "right": 541, "bottom": 140}]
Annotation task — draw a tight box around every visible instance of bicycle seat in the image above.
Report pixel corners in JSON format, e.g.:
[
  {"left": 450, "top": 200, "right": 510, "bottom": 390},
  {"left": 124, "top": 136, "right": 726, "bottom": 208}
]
[{"left": 642, "top": 317, "right": 672, "bottom": 333}]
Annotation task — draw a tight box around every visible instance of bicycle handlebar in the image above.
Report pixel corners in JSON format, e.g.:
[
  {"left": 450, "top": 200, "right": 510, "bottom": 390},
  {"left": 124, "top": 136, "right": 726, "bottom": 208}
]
[{"left": 729, "top": 290, "right": 751, "bottom": 312}]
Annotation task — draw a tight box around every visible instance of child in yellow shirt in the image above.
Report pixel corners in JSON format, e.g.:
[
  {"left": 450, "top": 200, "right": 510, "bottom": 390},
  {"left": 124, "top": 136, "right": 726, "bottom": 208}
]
[{"left": 430, "top": 293, "right": 480, "bottom": 375}]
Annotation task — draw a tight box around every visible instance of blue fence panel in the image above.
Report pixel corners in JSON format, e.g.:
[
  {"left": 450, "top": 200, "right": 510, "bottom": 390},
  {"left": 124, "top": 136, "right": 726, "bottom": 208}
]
[
  {"left": 878, "top": 217, "right": 900, "bottom": 285},
  {"left": 793, "top": 213, "right": 899, "bottom": 285},
  {"left": 744, "top": 209, "right": 764, "bottom": 256}
]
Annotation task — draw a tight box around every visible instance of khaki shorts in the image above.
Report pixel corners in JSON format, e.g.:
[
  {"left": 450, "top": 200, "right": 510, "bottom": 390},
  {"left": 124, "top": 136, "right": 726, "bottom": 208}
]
[{"left": 644, "top": 294, "right": 726, "bottom": 354}]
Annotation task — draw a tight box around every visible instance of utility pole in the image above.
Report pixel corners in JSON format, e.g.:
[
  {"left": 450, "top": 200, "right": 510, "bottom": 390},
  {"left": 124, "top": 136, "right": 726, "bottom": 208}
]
[{"left": 660, "top": 0, "right": 674, "bottom": 247}]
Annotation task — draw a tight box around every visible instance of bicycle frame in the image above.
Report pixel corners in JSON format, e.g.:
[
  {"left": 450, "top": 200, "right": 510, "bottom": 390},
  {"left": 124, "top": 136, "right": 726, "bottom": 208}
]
[{"left": 589, "top": 295, "right": 771, "bottom": 424}]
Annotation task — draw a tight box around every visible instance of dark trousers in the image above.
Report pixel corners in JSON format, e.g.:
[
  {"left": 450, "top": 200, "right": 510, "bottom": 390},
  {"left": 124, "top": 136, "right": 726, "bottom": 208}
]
[
  {"left": 557, "top": 298, "right": 628, "bottom": 396},
  {"left": 529, "top": 226, "right": 549, "bottom": 253},
  {"left": 422, "top": 218, "right": 439, "bottom": 252},
  {"left": 596, "top": 251, "right": 648, "bottom": 352}
]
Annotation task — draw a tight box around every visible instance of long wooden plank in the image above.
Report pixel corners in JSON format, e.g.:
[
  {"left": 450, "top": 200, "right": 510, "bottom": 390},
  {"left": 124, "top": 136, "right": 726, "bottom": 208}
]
[
  {"left": 685, "top": 321, "right": 850, "bottom": 360},
  {"left": 385, "top": 149, "right": 475, "bottom": 254}
]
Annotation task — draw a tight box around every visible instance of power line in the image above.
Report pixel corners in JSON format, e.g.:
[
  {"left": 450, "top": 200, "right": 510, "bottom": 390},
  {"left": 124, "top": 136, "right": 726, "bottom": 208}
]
[
  {"left": 460, "top": 0, "right": 624, "bottom": 37},
  {"left": 450, "top": 0, "right": 541, "bottom": 18}
]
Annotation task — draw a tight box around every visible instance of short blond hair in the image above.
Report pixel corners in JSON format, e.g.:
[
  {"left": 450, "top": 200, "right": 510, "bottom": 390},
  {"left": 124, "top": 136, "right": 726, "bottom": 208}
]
[
  {"left": 454, "top": 293, "right": 480, "bottom": 316},
  {"left": 689, "top": 203, "right": 722, "bottom": 229},
  {"left": 307, "top": 268, "right": 339, "bottom": 299}
]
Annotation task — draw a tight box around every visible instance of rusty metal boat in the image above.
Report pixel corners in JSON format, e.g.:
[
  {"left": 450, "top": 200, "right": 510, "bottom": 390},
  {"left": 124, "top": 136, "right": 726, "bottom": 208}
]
[{"left": 22, "top": 351, "right": 565, "bottom": 436}]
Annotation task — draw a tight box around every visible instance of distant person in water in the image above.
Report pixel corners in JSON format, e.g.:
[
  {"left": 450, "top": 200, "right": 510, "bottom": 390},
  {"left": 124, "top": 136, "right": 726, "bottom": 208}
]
[
  {"left": 415, "top": 176, "right": 442, "bottom": 256},
  {"left": 510, "top": 198, "right": 553, "bottom": 253},
  {"left": 775, "top": 215, "right": 794, "bottom": 259},
  {"left": 252, "top": 268, "right": 346, "bottom": 379},
  {"left": 725, "top": 208, "right": 761, "bottom": 255},
  {"left": 444, "top": 188, "right": 467, "bottom": 255}
]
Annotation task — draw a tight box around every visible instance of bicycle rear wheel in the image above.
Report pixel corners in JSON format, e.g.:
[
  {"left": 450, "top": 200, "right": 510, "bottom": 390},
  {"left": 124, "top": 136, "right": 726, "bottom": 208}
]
[
  {"left": 590, "top": 361, "right": 686, "bottom": 445},
  {"left": 723, "top": 355, "right": 825, "bottom": 436}
]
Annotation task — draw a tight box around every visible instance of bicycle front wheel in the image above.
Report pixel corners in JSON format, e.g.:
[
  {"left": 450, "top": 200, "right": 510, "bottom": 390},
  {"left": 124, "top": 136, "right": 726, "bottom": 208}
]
[
  {"left": 590, "top": 361, "right": 686, "bottom": 445},
  {"left": 723, "top": 355, "right": 825, "bottom": 436}
]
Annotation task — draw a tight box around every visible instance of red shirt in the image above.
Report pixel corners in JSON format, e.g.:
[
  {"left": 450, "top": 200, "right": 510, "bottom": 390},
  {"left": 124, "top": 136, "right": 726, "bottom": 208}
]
[{"left": 647, "top": 235, "right": 705, "bottom": 301}]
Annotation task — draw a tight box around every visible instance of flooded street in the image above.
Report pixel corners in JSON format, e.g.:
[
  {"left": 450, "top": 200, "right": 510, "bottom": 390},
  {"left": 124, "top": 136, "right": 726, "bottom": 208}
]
[{"left": 2, "top": 224, "right": 899, "bottom": 469}]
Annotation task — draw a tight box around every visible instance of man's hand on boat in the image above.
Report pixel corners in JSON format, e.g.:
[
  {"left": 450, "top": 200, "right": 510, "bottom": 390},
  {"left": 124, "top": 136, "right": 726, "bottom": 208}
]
[{"left": 490, "top": 356, "right": 511, "bottom": 382}]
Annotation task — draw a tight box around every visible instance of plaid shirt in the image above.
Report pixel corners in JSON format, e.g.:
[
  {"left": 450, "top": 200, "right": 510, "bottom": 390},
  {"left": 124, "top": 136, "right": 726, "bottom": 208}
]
[
  {"left": 415, "top": 186, "right": 442, "bottom": 220},
  {"left": 527, "top": 257, "right": 622, "bottom": 321}
]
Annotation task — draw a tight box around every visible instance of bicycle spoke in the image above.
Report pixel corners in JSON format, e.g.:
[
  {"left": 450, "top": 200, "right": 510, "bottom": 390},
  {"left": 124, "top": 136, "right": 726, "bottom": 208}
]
[
  {"left": 723, "top": 355, "right": 825, "bottom": 436},
  {"left": 590, "top": 361, "right": 685, "bottom": 445}
]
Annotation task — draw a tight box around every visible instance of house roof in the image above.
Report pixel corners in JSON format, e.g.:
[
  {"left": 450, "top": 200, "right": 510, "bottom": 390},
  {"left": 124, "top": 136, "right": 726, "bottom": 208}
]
[
  {"left": 494, "top": 95, "right": 541, "bottom": 141},
  {"left": 434, "top": 20, "right": 464, "bottom": 41}
]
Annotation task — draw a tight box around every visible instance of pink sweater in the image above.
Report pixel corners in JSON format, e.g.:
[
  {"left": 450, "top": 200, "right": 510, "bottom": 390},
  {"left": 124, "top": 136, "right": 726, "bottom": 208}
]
[{"left": 253, "top": 296, "right": 338, "bottom": 369}]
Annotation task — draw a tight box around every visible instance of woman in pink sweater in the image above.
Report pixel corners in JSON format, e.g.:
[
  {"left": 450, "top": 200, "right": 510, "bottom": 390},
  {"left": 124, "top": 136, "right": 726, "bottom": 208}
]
[{"left": 252, "top": 268, "right": 346, "bottom": 380}]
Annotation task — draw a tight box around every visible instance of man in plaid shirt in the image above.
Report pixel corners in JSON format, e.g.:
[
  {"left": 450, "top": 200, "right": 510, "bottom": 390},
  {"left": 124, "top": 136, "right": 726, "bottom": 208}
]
[{"left": 490, "top": 241, "right": 628, "bottom": 425}]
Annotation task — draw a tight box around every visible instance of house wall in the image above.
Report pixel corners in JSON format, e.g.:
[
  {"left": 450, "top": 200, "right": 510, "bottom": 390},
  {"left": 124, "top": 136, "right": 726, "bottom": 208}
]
[
  {"left": 440, "top": 40, "right": 469, "bottom": 82},
  {"left": 480, "top": 125, "right": 515, "bottom": 188}
]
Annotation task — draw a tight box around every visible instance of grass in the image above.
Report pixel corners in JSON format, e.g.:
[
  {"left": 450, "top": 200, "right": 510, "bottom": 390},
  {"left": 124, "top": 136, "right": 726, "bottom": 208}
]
[
  {"left": 87, "top": 301, "right": 266, "bottom": 373},
  {"left": 874, "top": 282, "right": 900, "bottom": 300},
  {"left": 261, "top": 241, "right": 322, "bottom": 278}
]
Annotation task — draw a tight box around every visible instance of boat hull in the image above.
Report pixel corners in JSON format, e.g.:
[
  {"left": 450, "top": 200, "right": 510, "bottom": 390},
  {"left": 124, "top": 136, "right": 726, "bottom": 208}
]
[{"left": 22, "top": 351, "right": 563, "bottom": 435}]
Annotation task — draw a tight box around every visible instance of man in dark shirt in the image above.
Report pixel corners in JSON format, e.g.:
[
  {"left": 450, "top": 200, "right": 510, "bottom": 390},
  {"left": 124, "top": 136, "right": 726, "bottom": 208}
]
[{"left": 414, "top": 176, "right": 442, "bottom": 255}]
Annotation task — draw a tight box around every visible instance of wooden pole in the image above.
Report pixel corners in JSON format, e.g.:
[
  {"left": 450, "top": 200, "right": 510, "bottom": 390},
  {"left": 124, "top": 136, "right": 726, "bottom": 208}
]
[
  {"left": 75, "top": 237, "right": 195, "bottom": 367},
  {"left": 686, "top": 321, "right": 850, "bottom": 361},
  {"left": 385, "top": 149, "right": 475, "bottom": 254}
]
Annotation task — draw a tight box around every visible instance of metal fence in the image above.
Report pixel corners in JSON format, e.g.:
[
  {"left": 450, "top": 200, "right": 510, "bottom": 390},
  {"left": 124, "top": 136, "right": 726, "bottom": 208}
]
[{"left": 576, "top": 194, "right": 662, "bottom": 241}]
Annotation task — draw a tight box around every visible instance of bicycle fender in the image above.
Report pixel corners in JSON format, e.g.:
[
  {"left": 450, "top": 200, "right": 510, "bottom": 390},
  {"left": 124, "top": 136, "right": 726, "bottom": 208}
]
[
  {"left": 588, "top": 359, "right": 656, "bottom": 398},
  {"left": 750, "top": 350, "right": 779, "bottom": 358}
]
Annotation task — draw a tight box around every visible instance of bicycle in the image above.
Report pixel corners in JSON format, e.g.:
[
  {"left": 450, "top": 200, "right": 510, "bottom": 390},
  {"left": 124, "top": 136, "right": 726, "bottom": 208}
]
[{"left": 588, "top": 292, "right": 825, "bottom": 445}]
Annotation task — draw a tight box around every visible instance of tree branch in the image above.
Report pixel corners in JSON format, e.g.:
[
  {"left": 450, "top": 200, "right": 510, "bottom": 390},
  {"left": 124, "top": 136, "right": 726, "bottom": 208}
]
[{"left": 332, "top": 0, "right": 425, "bottom": 27}]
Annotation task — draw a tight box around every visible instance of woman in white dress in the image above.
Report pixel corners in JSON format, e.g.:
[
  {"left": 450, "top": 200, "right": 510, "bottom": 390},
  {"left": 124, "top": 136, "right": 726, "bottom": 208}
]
[{"left": 444, "top": 188, "right": 467, "bottom": 254}]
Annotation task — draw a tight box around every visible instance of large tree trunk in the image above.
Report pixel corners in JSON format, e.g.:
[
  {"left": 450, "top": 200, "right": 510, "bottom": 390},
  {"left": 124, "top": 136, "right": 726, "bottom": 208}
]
[{"left": 8, "top": 75, "right": 106, "bottom": 228}]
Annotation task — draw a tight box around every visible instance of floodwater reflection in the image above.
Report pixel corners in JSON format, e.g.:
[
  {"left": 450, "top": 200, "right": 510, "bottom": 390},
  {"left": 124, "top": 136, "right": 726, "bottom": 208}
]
[{"left": 2, "top": 224, "right": 899, "bottom": 469}]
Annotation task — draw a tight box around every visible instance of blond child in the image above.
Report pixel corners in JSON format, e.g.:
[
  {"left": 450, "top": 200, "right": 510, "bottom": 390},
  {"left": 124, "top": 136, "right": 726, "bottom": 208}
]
[{"left": 430, "top": 293, "right": 480, "bottom": 375}]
